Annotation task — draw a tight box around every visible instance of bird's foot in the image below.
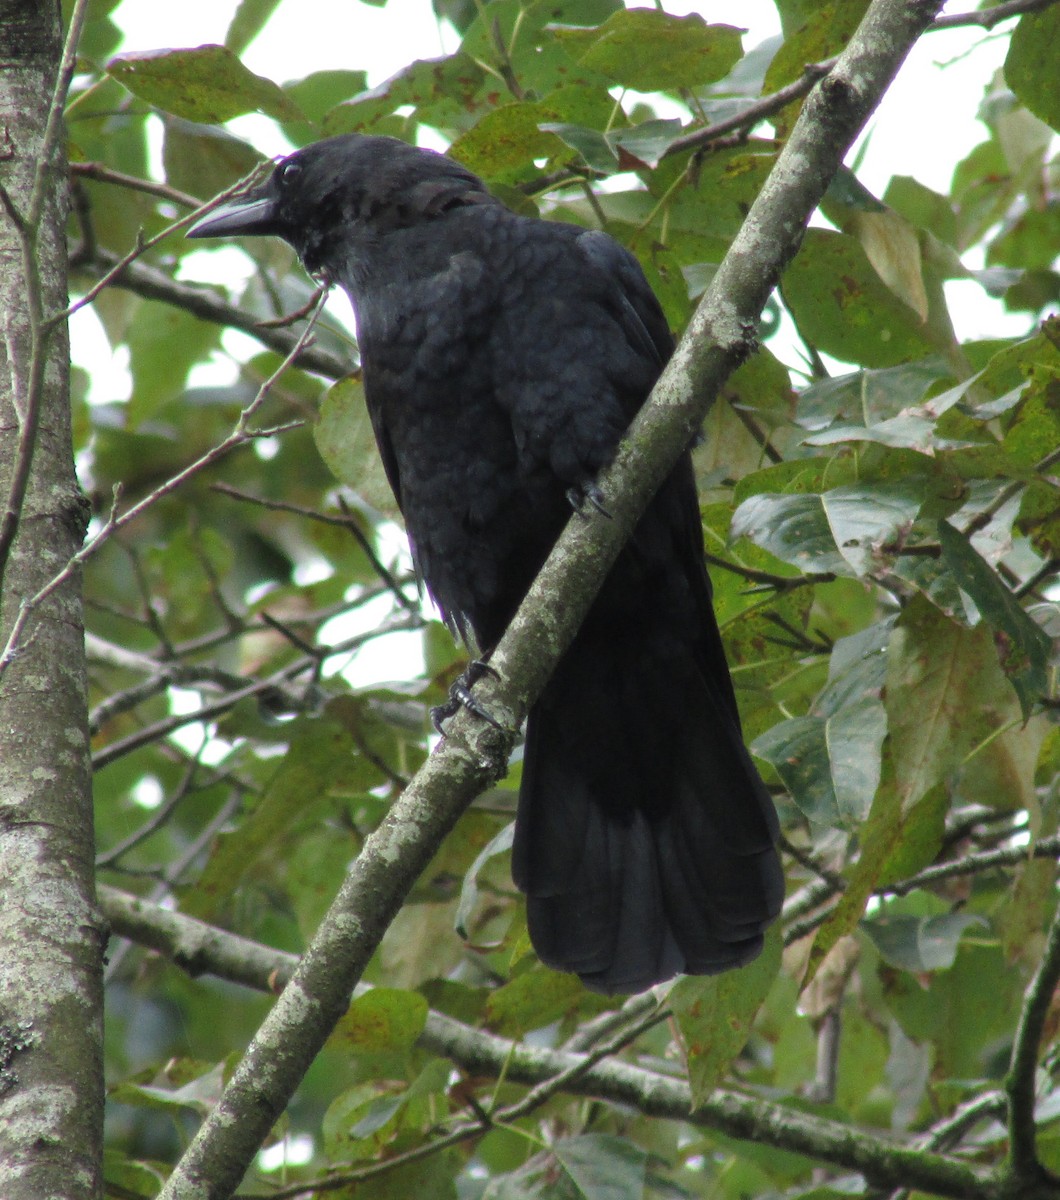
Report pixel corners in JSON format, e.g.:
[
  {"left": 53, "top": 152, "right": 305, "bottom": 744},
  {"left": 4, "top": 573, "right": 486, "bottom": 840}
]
[
  {"left": 431, "top": 658, "right": 502, "bottom": 735},
  {"left": 566, "top": 481, "right": 612, "bottom": 519}
]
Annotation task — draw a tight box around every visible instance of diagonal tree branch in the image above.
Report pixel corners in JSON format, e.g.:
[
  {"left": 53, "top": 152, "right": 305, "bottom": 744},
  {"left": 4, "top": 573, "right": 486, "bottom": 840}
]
[{"left": 155, "top": 2, "right": 951, "bottom": 1196}]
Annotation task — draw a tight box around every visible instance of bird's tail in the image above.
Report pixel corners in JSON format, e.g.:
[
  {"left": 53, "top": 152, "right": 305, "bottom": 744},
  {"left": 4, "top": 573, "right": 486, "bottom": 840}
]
[{"left": 511, "top": 485, "right": 784, "bottom": 994}]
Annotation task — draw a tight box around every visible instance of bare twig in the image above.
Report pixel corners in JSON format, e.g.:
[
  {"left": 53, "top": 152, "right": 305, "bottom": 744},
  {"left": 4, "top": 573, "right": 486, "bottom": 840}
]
[
  {"left": 961, "top": 446, "right": 1060, "bottom": 539},
  {"left": 1005, "top": 895, "right": 1060, "bottom": 1185},
  {"left": 90, "top": 610, "right": 423, "bottom": 772},
  {"left": 884, "top": 837, "right": 1060, "bottom": 897},
  {"left": 211, "top": 483, "right": 420, "bottom": 616},
  {"left": 703, "top": 550, "right": 833, "bottom": 591},
  {"left": 69, "top": 161, "right": 201, "bottom": 209},
  {"left": 73, "top": 247, "right": 349, "bottom": 377},
  {"left": 931, "top": 0, "right": 1060, "bottom": 30},
  {"left": 663, "top": 59, "right": 837, "bottom": 160},
  {"left": 56, "top": 162, "right": 273, "bottom": 327}
]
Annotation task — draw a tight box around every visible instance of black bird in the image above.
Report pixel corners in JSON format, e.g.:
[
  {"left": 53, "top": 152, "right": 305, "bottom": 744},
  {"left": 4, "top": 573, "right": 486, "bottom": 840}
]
[{"left": 189, "top": 134, "right": 783, "bottom": 993}]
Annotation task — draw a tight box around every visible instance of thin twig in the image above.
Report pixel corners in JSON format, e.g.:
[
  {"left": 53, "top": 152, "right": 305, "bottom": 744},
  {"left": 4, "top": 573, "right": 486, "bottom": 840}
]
[
  {"left": 1005, "top": 893, "right": 1060, "bottom": 1184},
  {"left": 663, "top": 59, "right": 838, "bottom": 160},
  {"left": 211, "top": 483, "right": 420, "bottom": 616},
  {"left": 69, "top": 161, "right": 200, "bottom": 209},
  {"left": 96, "top": 757, "right": 207, "bottom": 868},
  {"left": 783, "top": 836, "right": 1060, "bottom": 946},
  {"left": 961, "top": 446, "right": 1060, "bottom": 539},
  {"left": 73, "top": 248, "right": 350, "bottom": 378},
  {"left": 931, "top": 0, "right": 1060, "bottom": 30},
  {"left": 90, "top": 611, "right": 423, "bottom": 772},
  {"left": 241, "top": 1002, "right": 672, "bottom": 1200},
  {"left": 55, "top": 162, "right": 273, "bottom": 327},
  {"left": 703, "top": 550, "right": 832, "bottom": 591},
  {"left": 1015, "top": 557, "right": 1059, "bottom": 599},
  {"left": 884, "top": 836, "right": 1060, "bottom": 897}
]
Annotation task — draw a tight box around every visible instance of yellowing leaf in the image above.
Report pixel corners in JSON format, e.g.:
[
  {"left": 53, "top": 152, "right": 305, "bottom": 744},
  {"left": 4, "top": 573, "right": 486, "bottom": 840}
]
[{"left": 848, "top": 209, "right": 929, "bottom": 323}]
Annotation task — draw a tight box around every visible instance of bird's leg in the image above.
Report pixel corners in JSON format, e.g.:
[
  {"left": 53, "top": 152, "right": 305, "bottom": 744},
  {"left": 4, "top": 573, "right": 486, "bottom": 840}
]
[
  {"left": 431, "top": 658, "right": 503, "bottom": 735},
  {"left": 566, "top": 480, "right": 612, "bottom": 519}
]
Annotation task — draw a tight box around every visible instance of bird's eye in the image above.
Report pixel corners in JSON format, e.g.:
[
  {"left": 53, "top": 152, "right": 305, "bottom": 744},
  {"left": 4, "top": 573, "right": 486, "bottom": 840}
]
[{"left": 277, "top": 159, "right": 303, "bottom": 187}]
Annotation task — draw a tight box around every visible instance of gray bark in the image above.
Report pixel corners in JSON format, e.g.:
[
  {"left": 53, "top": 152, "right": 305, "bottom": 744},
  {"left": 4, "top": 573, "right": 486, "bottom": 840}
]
[{"left": 0, "top": 2, "right": 104, "bottom": 1197}]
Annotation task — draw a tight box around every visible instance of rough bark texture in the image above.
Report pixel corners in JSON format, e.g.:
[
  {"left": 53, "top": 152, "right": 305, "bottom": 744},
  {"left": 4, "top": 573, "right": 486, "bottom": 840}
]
[{"left": 0, "top": 2, "right": 104, "bottom": 1197}]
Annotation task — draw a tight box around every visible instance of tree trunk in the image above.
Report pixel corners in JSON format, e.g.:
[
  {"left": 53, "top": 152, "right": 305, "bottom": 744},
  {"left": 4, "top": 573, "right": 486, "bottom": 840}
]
[{"left": 0, "top": 2, "right": 103, "bottom": 1197}]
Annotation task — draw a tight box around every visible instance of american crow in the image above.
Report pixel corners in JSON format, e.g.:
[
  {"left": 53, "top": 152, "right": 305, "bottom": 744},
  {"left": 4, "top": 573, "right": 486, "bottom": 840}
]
[{"left": 189, "top": 134, "right": 783, "bottom": 993}]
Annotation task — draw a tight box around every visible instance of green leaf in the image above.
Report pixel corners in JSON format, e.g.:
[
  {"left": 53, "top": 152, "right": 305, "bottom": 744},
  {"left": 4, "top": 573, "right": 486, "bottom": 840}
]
[
  {"left": 1001, "top": 378, "right": 1060, "bottom": 469},
  {"left": 225, "top": 0, "right": 283, "bottom": 56},
  {"left": 449, "top": 104, "right": 569, "bottom": 182},
  {"left": 485, "top": 968, "right": 602, "bottom": 1035},
  {"left": 553, "top": 10, "right": 742, "bottom": 92},
  {"left": 553, "top": 1134, "right": 647, "bottom": 1200},
  {"left": 752, "top": 695, "right": 885, "bottom": 828},
  {"left": 323, "top": 1082, "right": 407, "bottom": 1159},
  {"left": 765, "top": 0, "right": 870, "bottom": 128},
  {"left": 314, "top": 374, "right": 403, "bottom": 521},
  {"left": 881, "top": 942, "right": 1023, "bottom": 1078},
  {"left": 863, "top": 909, "right": 987, "bottom": 972},
  {"left": 884, "top": 175, "right": 958, "bottom": 248},
  {"left": 608, "top": 118, "right": 686, "bottom": 170},
  {"left": 106, "top": 45, "right": 302, "bottom": 124},
  {"left": 182, "top": 715, "right": 376, "bottom": 921},
  {"left": 730, "top": 482, "right": 923, "bottom": 577},
  {"left": 142, "top": 528, "right": 233, "bottom": 639},
  {"left": 542, "top": 122, "right": 618, "bottom": 172},
  {"left": 162, "top": 121, "right": 262, "bottom": 207},
  {"left": 885, "top": 596, "right": 1023, "bottom": 811},
  {"left": 937, "top": 520, "right": 1052, "bottom": 716},
  {"left": 801, "top": 755, "right": 906, "bottom": 983},
  {"left": 283, "top": 69, "right": 369, "bottom": 127},
  {"left": 803, "top": 413, "right": 943, "bottom": 455},
  {"left": 1005, "top": 6, "right": 1060, "bottom": 133},
  {"left": 126, "top": 302, "right": 221, "bottom": 420},
  {"left": 323, "top": 54, "right": 487, "bottom": 135},
  {"left": 66, "top": 0, "right": 123, "bottom": 62},
  {"left": 111, "top": 1061, "right": 226, "bottom": 1117},
  {"left": 795, "top": 359, "right": 952, "bottom": 432},
  {"left": 333, "top": 989, "right": 428, "bottom": 1054},
  {"left": 671, "top": 925, "right": 781, "bottom": 1105},
  {"left": 782, "top": 229, "right": 935, "bottom": 368},
  {"left": 459, "top": 0, "right": 620, "bottom": 100}
]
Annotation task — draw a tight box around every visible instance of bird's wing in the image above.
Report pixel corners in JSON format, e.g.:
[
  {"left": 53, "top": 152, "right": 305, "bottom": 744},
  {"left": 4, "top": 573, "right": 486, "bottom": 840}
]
[{"left": 573, "top": 229, "right": 674, "bottom": 369}]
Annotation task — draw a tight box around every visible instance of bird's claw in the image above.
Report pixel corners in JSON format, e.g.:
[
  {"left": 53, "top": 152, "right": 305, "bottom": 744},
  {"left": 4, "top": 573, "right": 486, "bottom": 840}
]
[
  {"left": 431, "top": 659, "right": 503, "bottom": 735},
  {"left": 566, "top": 482, "right": 612, "bottom": 519}
]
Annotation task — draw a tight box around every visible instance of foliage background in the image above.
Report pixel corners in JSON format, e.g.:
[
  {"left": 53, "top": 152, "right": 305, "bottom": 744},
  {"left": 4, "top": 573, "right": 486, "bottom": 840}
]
[{"left": 58, "top": 0, "right": 1060, "bottom": 1195}]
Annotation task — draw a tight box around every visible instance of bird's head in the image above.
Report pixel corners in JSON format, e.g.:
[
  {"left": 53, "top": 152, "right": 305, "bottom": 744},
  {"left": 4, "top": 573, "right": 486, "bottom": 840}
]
[{"left": 187, "top": 133, "right": 491, "bottom": 276}]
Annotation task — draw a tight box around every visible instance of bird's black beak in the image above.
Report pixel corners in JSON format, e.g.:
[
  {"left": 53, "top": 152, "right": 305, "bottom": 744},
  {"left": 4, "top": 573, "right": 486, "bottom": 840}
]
[{"left": 186, "top": 187, "right": 278, "bottom": 240}]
